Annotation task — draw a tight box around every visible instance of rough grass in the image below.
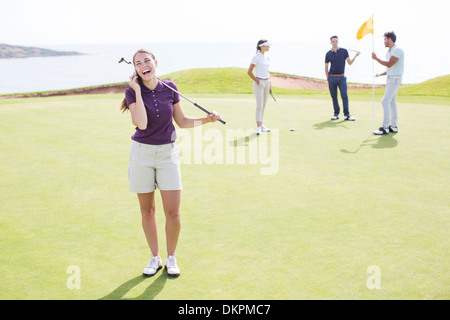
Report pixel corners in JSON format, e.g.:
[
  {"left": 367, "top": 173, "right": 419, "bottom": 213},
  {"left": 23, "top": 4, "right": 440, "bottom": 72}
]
[{"left": 162, "top": 68, "right": 450, "bottom": 101}]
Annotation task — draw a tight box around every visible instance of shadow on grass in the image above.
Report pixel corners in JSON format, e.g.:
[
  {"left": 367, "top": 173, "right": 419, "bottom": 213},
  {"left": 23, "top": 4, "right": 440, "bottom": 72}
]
[
  {"left": 99, "top": 272, "right": 173, "bottom": 300},
  {"left": 340, "top": 133, "right": 398, "bottom": 154},
  {"left": 230, "top": 133, "right": 257, "bottom": 147},
  {"left": 313, "top": 120, "right": 350, "bottom": 130}
]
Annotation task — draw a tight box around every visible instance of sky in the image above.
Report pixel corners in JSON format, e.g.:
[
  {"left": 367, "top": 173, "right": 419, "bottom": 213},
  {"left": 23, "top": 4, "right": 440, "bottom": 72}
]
[
  {"left": 1, "top": 0, "right": 449, "bottom": 85},
  {"left": 1, "top": 0, "right": 449, "bottom": 47}
]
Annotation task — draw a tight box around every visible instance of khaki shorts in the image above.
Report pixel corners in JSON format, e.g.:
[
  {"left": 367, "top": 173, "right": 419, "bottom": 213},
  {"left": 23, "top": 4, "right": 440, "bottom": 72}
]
[{"left": 128, "top": 141, "right": 182, "bottom": 193}]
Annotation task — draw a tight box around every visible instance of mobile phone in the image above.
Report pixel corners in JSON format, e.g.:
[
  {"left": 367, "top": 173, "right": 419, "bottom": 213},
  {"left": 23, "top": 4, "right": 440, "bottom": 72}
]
[{"left": 134, "top": 69, "right": 142, "bottom": 83}]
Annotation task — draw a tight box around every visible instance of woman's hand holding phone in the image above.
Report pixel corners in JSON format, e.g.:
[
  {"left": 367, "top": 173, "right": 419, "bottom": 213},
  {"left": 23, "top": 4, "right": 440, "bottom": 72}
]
[{"left": 129, "top": 72, "right": 140, "bottom": 93}]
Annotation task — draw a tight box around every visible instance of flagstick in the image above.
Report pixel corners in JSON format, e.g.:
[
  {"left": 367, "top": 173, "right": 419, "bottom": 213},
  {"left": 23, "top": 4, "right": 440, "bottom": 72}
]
[{"left": 372, "top": 14, "right": 375, "bottom": 132}]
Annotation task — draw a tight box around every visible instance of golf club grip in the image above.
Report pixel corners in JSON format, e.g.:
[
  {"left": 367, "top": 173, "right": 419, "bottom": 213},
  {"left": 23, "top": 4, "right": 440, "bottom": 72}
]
[
  {"left": 194, "top": 103, "right": 226, "bottom": 124},
  {"left": 270, "top": 92, "right": 277, "bottom": 102}
]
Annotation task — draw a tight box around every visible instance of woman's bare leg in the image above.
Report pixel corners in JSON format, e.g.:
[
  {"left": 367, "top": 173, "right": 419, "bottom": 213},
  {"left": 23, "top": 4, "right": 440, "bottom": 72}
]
[
  {"left": 160, "top": 190, "right": 181, "bottom": 256},
  {"left": 137, "top": 192, "right": 159, "bottom": 256}
]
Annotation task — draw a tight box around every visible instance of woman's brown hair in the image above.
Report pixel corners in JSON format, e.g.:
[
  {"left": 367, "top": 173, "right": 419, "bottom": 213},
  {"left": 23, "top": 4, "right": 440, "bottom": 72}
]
[
  {"left": 119, "top": 49, "right": 157, "bottom": 113},
  {"left": 256, "top": 39, "right": 268, "bottom": 53}
]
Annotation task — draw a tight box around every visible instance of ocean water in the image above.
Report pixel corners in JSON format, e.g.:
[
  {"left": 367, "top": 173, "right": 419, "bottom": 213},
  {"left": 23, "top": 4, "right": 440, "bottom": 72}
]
[{"left": 0, "top": 42, "right": 448, "bottom": 94}]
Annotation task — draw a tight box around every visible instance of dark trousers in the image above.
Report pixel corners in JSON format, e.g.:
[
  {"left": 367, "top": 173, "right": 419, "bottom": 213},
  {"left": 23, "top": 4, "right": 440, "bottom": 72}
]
[{"left": 328, "top": 76, "right": 349, "bottom": 116}]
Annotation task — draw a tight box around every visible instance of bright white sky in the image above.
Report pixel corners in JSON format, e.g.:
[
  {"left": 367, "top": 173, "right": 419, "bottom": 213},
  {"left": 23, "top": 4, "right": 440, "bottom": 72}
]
[{"left": 1, "top": 0, "right": 449, "bottom": 47}]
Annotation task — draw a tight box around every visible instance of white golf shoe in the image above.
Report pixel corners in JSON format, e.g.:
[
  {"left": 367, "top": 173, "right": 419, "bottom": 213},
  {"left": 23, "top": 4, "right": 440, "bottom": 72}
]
[
  {"left": 255, "top": 126, "right": 262, "bottom": 135},
  {"left": 344, "top": 115, "right": 356, "bottom": 121},
  {"left": 373, "top": 127, "right": 389, "bottom": 135},
  {"left": 389, "top": 125, "right": 398, "bottom": 133},
  {"left": 165, "top": 254, "right": 180, "bottom": 277},
  {"left": 260, "top": 125, "right": 271, "bottom": 132},
  {"left": 143, "top": 255, "right": 162, "bottom": 277}
]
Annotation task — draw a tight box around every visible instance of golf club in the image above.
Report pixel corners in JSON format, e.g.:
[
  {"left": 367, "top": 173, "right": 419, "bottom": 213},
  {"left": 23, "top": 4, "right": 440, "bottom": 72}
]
[
  {"left": 119, "top": 57, "right": 226, "bottom": 125},
  {"left": 160, "top": 81, "right": 226, "bottom": 125},
  {"left": 118, "top": 57, "right": 132, "bottom": 64},
  {"left": 270, "top": 92, "right": 295, "bottom": 131}
]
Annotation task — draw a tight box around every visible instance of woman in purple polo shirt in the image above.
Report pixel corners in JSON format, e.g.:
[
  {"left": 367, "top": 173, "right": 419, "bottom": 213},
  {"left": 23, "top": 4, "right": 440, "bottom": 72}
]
[{"left": 120, "top": 49, "right": 221, "bottom": 277}]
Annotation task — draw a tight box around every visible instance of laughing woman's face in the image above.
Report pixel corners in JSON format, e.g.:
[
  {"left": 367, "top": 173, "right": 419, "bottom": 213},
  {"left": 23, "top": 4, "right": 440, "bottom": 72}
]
[{"left": 134, "top": 52, "right": 158, "bottom": 80}]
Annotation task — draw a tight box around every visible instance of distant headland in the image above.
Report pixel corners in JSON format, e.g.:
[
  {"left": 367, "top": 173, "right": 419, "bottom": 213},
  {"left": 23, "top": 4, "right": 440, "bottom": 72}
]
[{"left": 0, "top": 43, "right": 83, "bottom": 59}]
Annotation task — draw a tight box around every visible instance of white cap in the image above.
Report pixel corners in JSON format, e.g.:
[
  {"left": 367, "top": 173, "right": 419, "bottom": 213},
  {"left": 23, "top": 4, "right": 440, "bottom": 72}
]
[{"left": 260, "top": 41, "right": 272, "bottom": 47}]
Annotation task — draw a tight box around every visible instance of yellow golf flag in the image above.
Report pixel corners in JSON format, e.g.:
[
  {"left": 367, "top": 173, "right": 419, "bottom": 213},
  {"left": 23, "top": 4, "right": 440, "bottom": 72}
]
[{"left": 357, "top": 16, "right": 373, "bottom": 40}]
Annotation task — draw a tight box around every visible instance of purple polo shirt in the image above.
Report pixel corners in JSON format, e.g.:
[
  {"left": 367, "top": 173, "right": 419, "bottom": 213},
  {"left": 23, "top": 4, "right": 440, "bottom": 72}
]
[{"left": 125, "top": 79, "right": 180, "bottom": 145}]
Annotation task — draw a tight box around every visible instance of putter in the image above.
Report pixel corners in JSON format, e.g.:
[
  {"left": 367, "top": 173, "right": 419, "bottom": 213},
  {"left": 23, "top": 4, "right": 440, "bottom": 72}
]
[
  {"left": 119, "top": 57, "right": 226, "bottom": 125},
  {"left": 270, "top": 92, "right": 295, "bottom": 131}
]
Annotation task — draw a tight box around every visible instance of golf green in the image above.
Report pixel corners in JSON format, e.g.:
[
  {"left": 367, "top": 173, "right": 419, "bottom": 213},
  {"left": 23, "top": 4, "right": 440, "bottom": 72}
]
[{"left": 0, "top": 93, "right": 448, "bottom": 299}]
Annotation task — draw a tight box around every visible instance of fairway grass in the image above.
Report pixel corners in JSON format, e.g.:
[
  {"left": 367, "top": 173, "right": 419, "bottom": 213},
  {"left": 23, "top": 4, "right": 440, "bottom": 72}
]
[{"left": 0, "top": 93, "right": 449, "bottom": 300}]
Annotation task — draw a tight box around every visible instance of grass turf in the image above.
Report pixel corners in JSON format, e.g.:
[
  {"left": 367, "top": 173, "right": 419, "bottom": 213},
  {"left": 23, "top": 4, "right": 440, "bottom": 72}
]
[
  {"left": 0, "top": 92, "right": 449, "bottom": 300},
  {"left": 162, "top": 68, "right": 450, "bottom": 100}
]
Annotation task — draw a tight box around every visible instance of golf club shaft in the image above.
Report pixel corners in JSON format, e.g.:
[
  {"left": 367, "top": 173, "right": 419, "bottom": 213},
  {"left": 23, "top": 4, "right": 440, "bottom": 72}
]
[
  {"left": 270, "top": 92, "right": 293, "bottom": 128},
  {"left": 118, "top": 58, "right": 225, "bottom": 124},
  {"left": 160, "top": 81, "right": 226, "bottom": 125}
]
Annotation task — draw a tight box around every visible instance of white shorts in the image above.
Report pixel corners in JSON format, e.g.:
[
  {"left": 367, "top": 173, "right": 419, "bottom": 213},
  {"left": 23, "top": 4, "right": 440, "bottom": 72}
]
[{"left": 128, "top": 141, "right": 182, "bottom": 193}]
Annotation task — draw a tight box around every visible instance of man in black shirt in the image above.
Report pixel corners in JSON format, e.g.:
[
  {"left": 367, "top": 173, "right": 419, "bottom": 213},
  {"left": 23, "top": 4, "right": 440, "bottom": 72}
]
[{"left": 325, "top": 36, "right": 360, "bottom": 121}]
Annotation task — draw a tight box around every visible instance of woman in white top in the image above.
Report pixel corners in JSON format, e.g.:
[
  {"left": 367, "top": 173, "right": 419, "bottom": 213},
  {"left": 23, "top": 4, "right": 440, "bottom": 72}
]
[{"left": 247, "top": 40, "right": 271, "bottom": 135}]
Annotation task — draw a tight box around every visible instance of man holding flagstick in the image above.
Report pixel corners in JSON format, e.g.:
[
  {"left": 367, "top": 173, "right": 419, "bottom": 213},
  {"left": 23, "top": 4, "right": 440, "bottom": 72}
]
[{"left": 372, "top": 31, "right": 404, "bottom": 135}]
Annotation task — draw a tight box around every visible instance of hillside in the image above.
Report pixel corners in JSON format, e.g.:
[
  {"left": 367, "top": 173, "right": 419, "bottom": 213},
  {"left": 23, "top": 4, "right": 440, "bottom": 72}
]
[
  {"left": 1, "top": 68, "right": 449, "bottom": 100},
  {"left": 160, "top": 68, "right": 380, "bottom": 93},
  {"left": 398, "top": 75, "right": 450, "bottom": 97},
  {"left": 0, "top": 43, "right": 82, "bottom": 59}
]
